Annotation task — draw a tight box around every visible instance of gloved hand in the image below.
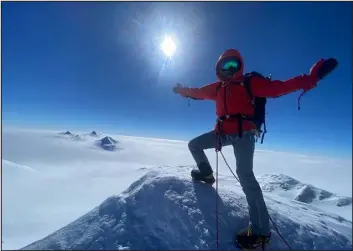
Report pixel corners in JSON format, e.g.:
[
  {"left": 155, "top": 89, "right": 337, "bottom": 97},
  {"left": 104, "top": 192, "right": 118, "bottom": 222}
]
[
  {"left": 173, "top": 83, "right": 189, "bottom": 97},
  {"left": 173, "top": 83, "right": 183, "bottom": 94},
  {"left": 303, "top": 58, "right": 338, "bottom": 91},
  {"left": 310, "top": 58, "right": 338, "bottom": 81}
]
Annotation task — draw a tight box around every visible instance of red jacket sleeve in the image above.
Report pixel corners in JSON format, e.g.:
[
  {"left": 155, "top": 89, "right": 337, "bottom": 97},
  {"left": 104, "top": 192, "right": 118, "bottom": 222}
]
[
  {"left": 250, "top": 74, "right": 317, "bottom": 98},
  {"left": 179, "top": 82, "right": 219, "bottom": 100}
]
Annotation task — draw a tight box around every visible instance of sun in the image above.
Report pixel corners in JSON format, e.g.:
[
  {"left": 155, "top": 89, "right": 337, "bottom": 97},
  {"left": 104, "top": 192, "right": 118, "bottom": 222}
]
[{"left": 161, "top": 36, "right": 176, "bottom": 58}]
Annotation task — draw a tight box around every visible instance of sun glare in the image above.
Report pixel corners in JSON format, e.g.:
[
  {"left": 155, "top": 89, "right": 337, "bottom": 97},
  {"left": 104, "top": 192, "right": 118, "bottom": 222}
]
[{"left": 161, "top": 36, "right": 176, "bottom": 58}]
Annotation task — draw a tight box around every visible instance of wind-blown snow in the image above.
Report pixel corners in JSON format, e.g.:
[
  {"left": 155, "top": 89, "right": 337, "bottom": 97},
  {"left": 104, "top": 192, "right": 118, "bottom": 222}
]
[
  {"left": 2, "top": 127, "right": 352, "bottom": 249},
  {"left": 22, "top": 171, "right": 352, "bottom": 250}
]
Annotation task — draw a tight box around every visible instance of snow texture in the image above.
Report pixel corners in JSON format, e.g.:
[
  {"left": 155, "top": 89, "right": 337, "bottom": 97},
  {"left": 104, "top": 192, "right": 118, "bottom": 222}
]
[
  {"left": 3, "top": 128, "right": 352, "bottom": 250},
  {"left": 22, "top": 171, "right": 352, "bottom": 250},
  {"left": 257, "top": 174, "right": 352, "bottom": 220}
]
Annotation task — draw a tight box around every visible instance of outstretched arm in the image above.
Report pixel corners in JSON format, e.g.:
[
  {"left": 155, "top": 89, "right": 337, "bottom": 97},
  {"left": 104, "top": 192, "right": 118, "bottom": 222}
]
[
  {"left": 250, "top": 74, "right": 316, "bottom": 98},
  {"left": 251, "top": 58, "right": 338, "bottom": 98},
  {"left": 174, "top": 82, "right": 219, "bottom": 101}
]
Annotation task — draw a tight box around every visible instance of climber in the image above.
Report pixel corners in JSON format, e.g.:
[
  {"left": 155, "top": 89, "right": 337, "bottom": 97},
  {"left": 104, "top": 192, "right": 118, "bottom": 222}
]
[{"left": 172, "top": 48, "right": 338, "bottom": 249}]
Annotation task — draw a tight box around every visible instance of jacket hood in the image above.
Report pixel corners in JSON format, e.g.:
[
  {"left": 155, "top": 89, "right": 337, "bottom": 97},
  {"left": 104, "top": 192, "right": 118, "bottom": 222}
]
[{"left": 215, "top": 48, "right": 244, "bottom": 82}]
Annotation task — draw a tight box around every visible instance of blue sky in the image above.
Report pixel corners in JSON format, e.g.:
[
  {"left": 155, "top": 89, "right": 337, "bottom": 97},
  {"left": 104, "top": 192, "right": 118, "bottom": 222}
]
[{"left": 2, "top": 2, "right": 352, "bottom": 157}]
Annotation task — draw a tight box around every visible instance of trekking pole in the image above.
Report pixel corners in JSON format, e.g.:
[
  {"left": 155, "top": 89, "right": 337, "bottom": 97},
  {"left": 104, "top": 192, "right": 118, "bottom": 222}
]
[{"left": 215, "top": 133, "right": 222, "bottom": 250}]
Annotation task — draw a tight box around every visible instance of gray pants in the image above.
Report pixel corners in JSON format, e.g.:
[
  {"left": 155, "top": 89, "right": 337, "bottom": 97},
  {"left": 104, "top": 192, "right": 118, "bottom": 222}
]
[{"left": 188, "top": 130, "right": 270, "bottom": 235}]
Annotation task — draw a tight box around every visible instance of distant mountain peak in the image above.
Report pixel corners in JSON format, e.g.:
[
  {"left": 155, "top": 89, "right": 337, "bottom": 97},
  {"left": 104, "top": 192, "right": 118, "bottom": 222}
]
[
  {"left": 96, "top": 136, "right": 118, "bottom": 151},
  {"left": 59, "top": 131, "right": 73, "bottom": 135},
  {"left": 89, "top": 131, "right": 99, "bottom": 136}
]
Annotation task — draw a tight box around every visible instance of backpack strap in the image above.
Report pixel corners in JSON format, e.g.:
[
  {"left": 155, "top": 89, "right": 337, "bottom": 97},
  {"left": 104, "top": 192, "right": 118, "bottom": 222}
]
[
  {"left": 242, "top": 72, "right": 270, "bottom": 144},
  {"left": 243, "top": 73, "right": 255, "bottom": 107},
  {"left": 243, "top": 71, "right": 271, "bottom": 104},
  {"left": 261, "top": 118, "right": 267, "bottom": 144}
]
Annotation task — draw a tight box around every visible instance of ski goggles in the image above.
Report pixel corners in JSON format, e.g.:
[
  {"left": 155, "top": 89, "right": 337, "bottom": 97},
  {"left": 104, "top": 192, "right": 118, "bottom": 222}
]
[{"left": 216, "top": 57, "right": 242, "bottom": 78}]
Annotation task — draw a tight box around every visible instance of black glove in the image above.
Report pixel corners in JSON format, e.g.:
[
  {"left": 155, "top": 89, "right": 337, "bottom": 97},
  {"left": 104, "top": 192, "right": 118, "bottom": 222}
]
[{"left": 310, "top": 58, "right": 338, "bottom": 81}]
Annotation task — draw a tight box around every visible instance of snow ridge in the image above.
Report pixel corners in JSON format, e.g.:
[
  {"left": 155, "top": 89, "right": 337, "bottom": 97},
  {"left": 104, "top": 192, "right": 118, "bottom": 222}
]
[
  {"left": 257, "top": 174, "right": 352, "bottom": 210},
  {"left": 22, "top": 171, "right": 352, "bottom": 250}
]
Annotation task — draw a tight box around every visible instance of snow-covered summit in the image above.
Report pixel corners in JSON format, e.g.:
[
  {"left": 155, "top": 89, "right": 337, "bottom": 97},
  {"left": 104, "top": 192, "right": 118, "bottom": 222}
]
[{"left": 22, "top": 171, "right": 352, "bottom": 250}]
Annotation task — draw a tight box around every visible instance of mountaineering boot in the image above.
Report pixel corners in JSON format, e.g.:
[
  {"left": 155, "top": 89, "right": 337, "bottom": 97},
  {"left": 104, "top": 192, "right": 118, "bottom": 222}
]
[
  {"left": 191, "top": 170, "right": 215, "bottom": 185},
  {"left": 191, "top": 162, "right": 215, "bottom": 185},
  {"left": 234, "top": 226, "right": 271, "bottom": 250}
]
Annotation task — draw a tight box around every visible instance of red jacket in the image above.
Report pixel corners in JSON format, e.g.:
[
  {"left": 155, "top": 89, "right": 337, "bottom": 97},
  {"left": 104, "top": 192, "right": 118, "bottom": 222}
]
[
  {"left": 179, "top": 74, "right": 316, "bottom": 134},
  {"left": 176, "top": 49, "right": 333, "bottom": 135}
]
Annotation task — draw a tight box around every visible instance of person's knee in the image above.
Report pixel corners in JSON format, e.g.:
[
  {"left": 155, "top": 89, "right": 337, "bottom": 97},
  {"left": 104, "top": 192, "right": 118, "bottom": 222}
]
[{"left": 188, "top": 138, "right": 198, "bottom": 151}]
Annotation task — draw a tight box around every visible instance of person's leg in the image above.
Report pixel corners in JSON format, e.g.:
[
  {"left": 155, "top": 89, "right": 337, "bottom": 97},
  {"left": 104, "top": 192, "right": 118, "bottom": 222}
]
[
  {"left": 188, "top": 131, "right": 217, "bottom": 174},
  {"left": 188, "top": 130, "right": 232, "bottom": 175},
  {"left": 233, "top": 131, "right": 270, "bottom": 236}
]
